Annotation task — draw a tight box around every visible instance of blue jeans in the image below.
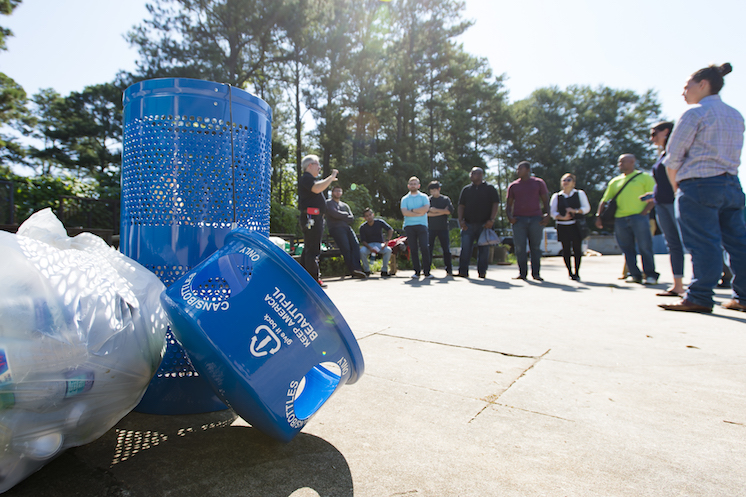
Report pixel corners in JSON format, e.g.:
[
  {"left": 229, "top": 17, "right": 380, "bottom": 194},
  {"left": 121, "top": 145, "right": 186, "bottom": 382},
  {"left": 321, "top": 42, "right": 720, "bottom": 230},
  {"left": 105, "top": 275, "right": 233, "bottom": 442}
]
[
  {"left": 676, "top": 175, "right": 746, "bottom": 307},
  {"left": 328, "top": 225, "right": 363, "bottom": 274},
  {"left": 404, "top": 225, "right": 430, "bottom": 275},
  {"left": 655, "top": 202, "right": 685, "bottom": 278},
  {"left": 614, "top": 213, "right": 657, "bottom": 280},
  {"left": 359, "top": 243, "right": 392, "bottom": 272},
  {"left": 458, "top": 223, "right": 489, "bottom": 276},
  {"left": 429, "top": 229, "right": 452, "bottom": 273},
  {"left": 513, "top": 216, "right": 543, "bottom": 278}
]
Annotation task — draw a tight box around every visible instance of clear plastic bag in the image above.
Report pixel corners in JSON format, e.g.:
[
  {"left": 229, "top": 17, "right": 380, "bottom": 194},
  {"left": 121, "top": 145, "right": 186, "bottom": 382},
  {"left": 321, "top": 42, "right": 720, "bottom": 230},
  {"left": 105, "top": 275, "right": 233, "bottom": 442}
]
[{"left": 0, "top": 209, "right": 167, "bottom": 492}]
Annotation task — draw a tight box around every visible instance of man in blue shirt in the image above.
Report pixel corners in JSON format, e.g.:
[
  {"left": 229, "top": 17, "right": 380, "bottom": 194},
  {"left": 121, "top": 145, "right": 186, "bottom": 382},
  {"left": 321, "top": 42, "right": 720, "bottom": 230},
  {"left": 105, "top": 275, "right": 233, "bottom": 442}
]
[{"left": 401, "top": 176, "right": 432, "bottom": 279}]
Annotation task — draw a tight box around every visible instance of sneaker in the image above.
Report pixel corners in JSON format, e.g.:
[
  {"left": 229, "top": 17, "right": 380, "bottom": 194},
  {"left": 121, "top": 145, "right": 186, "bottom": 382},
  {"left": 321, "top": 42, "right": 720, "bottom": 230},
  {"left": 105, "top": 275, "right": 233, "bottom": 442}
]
[
  {"left": 411, "top": 273, "right": 420, "bottom": 279},
  {"left": 644, "top": 276, "right": 658, "bottom": 285},
  {"left": 317, "top": 279, "right": 327, "bottom": 288},
  {"left": 625, "top": 276, "right": 642, "bottom": 284},
  {"left": 380, "top": 271, "right": 390, "bottom": 278},
  {"left": 364, "top": 271, "right": 371, "bottom": 277},
  {"left": 424, "top": 274, "right": 435, "bottom": 279},
  {"left": 352, "top": 270, "right": 367, "bottom": 279}
]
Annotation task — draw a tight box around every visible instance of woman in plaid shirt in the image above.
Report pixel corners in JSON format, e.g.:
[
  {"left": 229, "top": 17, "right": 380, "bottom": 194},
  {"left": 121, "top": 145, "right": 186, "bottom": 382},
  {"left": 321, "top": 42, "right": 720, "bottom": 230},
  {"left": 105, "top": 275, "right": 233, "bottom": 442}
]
[{"left": 660, "top": 63, "right": 746, "bottom": 314}]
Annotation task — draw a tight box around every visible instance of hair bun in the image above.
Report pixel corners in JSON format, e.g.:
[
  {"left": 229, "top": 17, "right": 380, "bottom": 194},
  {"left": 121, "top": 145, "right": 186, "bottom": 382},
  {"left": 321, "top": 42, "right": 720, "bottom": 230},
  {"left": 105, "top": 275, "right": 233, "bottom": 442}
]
[{"left": 719, "top": 63, "right": 733, "bottom": 76}]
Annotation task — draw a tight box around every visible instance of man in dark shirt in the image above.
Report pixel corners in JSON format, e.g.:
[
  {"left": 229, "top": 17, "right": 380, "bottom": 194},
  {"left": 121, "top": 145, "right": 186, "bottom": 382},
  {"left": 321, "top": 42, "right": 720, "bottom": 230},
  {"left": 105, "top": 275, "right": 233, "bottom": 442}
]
[
  {"left": 298, "top": 154, "right": 338, "bottom": 286},
  {"left": 326, "top": 186, "right": 366, "bottom": 279},
  {"left": 358, "top": 208, "right": 394, "bottom": 277},
  {"left": 427, "top": 181, "right": 454, "bottom": 275},
  {"left": 457, "top": 167, "right": 500, "bottom": 278}
]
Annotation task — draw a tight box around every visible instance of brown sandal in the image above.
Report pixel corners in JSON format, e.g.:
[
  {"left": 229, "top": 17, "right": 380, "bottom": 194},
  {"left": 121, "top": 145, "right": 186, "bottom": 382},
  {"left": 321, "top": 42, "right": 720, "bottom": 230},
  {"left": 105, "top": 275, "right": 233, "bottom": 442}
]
[{"left": 656, "top": 290, "right": 681, "bottom": 297}]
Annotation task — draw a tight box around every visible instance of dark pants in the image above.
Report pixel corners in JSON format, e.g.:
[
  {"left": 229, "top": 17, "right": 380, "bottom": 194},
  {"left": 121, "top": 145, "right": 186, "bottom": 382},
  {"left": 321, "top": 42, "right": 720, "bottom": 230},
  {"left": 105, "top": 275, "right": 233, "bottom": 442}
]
[
  {"left": 677, "top": 175, "right": 746, "bottom": 307},
  {"left": 328, "top": 225, "right": 363, "bottom": 274},
  {"left": 613, "top": 213, "right": 657, "bottom": 280},
  {"left": 513, "top": 216, "right": 543, "bottom": 278},
  {"left": 557, "top": 223, "right": 582, "bottom": 276},
  {"left": 459, "top": 223, "right": 489, "bottom": 276},
  {"left": 429, "top": 229, "right": 452, "bottom": 273},
  {"left": 300, "top": 212, "right": 323, "bottom": 280},
  {"left": 404, "top": 225, "right": 430, "bottom": 276}
]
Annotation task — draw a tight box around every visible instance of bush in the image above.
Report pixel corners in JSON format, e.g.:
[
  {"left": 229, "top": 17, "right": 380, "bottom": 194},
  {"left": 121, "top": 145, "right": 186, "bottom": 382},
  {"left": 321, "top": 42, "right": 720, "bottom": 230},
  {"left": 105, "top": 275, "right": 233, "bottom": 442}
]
[
  {"left": 319, "top": 256, "right": 347, "bottom": 277},
  {"left": 270, "top": 201, "right": 301, "bottom": 236}
]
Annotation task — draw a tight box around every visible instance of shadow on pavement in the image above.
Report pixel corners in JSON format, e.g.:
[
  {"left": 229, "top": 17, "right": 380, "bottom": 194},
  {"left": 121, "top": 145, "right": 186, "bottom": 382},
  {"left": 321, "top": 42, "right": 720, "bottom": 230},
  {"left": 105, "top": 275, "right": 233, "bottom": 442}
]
[{"left": 6, "top": 411, "right": 354, "bottom": 497}]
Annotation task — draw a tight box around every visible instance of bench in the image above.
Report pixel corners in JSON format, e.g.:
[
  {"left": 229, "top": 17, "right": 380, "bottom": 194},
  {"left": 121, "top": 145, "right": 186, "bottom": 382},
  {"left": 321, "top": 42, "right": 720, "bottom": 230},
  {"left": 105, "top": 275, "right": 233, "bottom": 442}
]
[{"left": 269, "top": 233, "right": 341, "bottom": 262}]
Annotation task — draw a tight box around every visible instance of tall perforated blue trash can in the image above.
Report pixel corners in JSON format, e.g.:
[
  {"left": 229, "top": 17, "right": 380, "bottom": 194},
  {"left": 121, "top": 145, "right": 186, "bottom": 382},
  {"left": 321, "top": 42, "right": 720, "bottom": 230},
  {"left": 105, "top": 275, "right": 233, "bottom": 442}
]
[{"left": 120, "top": 78, "right": 272, "bottom": 414}]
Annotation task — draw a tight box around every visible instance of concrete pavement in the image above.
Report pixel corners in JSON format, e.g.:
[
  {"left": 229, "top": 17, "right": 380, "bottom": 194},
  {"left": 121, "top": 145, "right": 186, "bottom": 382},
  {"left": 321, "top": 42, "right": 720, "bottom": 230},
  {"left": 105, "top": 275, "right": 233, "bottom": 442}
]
[{"left": 6, "top": 254, "right": 746, "bottom": 496}]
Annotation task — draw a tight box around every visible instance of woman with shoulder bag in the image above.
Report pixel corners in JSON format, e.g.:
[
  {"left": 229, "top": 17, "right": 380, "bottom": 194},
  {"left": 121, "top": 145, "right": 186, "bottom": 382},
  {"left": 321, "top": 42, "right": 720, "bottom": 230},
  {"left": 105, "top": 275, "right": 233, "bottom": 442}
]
[
  {"left": 640, "top": 121, "right": 686, "bottom": 297},
  {"left": 550, "top": 173, "right": 591, "bottom": 280}
]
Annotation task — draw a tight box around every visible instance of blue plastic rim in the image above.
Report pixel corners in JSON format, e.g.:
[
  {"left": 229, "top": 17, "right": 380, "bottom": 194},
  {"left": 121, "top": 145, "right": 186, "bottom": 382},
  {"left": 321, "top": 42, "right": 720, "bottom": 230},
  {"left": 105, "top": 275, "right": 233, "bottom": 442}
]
[
  {"left": 120, "top": 78, "right": 273, "bottom": 414},
  {"left": 161, "top": 229, "right": 364, "bottom": 442}
]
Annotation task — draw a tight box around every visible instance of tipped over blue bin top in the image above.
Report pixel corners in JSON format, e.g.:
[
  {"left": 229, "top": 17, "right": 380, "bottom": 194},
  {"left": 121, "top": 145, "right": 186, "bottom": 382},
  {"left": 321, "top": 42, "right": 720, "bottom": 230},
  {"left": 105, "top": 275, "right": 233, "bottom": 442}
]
[{"left": 160, "top": 229, "right": 364, "bottom": 441}]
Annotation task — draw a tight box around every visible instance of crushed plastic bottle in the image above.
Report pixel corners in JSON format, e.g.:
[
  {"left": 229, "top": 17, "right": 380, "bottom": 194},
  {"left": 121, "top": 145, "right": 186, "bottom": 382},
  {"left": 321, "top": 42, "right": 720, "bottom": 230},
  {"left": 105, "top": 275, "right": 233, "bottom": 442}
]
[{"left": 0, "top": 209, "right": 168, "bottom": 492}]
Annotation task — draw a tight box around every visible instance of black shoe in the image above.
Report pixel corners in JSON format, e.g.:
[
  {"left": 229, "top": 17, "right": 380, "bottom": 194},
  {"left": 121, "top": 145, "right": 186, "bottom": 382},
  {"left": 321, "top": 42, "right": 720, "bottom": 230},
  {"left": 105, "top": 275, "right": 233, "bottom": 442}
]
[
  {"left": 352, "top": 270, "right": 367, "bottom": 279},
  {"left": 532, "top": 275, "right": 544, "bottom": 282},
  {"left": 381, "top": 271, "right": 390, "bottom": 278},
  {"left": 364, "top": 271, "right": 371, "bottom": 277},
  {"left": 455, "top": 273, "right": 469, "bottom": 278},
  {"left": 571, "top": 274, "right": 580, "bottom": 281},
  {"left": 512, "top": 275, "right": 527, "bottom": 280},
  {"left": 478, "top": 273, "right": 486, "bottom": 279}
]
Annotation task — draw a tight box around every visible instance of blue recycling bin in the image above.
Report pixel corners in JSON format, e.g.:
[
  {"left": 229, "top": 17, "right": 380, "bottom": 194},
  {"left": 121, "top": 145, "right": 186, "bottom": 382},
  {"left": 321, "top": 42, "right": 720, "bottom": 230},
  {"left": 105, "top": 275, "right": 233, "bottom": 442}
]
[
  {"left": 120, "top": 78, "right": 272, "bottom": 414},
  {"left": 161, "top": 229, "right": 364, "bottom": 442}
]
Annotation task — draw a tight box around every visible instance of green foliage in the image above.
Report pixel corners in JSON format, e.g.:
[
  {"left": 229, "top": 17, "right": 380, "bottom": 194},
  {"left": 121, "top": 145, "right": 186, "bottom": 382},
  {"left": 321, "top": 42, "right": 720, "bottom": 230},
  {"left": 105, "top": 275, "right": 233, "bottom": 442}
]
[
  {"left": 339, "top": 183, "right": 372, "bottom": 217},
  {"left": 126, "top": 0, "right": 293, "bottom": 91},
  {"left": 269, "top": 200, "right": 301, "bottom": 236},
  {"left": 0, "top": 171, "right": 94, "bottom": 224},
  {"left": 0, "top": 0, "right": 667, "bottom": 233},
  {"left": 319, "top": 255, "right": 347, "bottom": 277},
  {"left": 0, "top": 72, "right": 30, "bottom": 167},
  {"left": 0, "top": 0, "right": 21, "bottom": 51},
  {"left": 449, "top": 227, "right": 461, "bottom": 248}
]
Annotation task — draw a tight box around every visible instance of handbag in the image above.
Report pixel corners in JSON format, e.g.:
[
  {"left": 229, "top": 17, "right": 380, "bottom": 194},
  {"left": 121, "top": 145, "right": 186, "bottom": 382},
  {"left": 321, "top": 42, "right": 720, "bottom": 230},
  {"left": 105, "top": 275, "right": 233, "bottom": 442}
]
[
  {"left": 599, "top": 172, "right": 641, "bottom": 229},
  {"left": 478, "top": 228, "right": 501, "bottom": 246},
  {"left": 575, "top": 215, "right": 589, "bottom": 240}
]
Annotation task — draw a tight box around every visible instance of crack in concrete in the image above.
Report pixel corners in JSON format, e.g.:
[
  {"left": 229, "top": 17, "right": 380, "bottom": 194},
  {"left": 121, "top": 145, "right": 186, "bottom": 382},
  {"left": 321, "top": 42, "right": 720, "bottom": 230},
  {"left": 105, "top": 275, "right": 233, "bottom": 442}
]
[
  {"left": 495, "top": 403, "right": 575, "bottom": 423},
  {"left": 372, "top": 332, "right": 543, "bottom": 359},
  {"left": 468, "top": 349, "right": 551, "bottom": 423}
]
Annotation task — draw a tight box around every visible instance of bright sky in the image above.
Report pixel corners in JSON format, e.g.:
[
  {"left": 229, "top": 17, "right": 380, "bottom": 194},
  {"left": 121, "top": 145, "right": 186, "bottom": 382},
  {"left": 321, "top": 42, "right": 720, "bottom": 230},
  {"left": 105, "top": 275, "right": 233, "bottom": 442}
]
[{"left": 1, "top": 0, "right": 745, "bottom": 183}]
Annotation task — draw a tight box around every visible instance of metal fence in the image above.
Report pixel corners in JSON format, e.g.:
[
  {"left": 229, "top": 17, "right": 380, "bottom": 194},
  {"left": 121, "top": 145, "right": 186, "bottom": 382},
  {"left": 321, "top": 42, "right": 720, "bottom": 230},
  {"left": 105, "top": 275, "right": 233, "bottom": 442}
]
[
  {"left": 0, "top": 180, "right": 14, "bottom": 225},
  {"left": 58, "top": 196, "right": 120, "bottom": 235}
]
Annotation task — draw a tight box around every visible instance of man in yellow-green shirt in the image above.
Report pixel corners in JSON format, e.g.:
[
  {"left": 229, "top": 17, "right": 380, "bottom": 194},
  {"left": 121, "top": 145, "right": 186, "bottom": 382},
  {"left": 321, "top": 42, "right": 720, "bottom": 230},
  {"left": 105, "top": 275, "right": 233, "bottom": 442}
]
[{"left": 595, "top": 154, "right": 658, "bottom": 284}]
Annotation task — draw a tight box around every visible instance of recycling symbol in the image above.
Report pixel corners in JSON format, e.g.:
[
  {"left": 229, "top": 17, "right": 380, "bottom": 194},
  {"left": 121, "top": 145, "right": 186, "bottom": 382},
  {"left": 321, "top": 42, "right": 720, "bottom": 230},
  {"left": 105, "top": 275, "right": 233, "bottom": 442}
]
[{"left": 249, "top": 325, "right": 282, "bottom": 357}]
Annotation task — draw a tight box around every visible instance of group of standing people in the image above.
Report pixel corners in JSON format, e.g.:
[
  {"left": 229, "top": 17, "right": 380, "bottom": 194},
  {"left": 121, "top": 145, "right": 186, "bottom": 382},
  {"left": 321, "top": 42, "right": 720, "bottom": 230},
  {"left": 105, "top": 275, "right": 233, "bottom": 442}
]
[
  {"left": 297, "top": 63, "right": 746, "bottom": 314},
  {"left": 594, "top": 62, "right": 746, "bottom": 314}
]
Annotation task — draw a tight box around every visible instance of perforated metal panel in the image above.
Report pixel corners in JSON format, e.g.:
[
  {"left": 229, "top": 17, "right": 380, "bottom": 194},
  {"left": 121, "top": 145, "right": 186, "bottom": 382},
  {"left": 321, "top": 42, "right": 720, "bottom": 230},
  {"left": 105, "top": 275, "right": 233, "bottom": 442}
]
[{"left": 120, "top": 78, "right": 272, "bottom": 414}]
